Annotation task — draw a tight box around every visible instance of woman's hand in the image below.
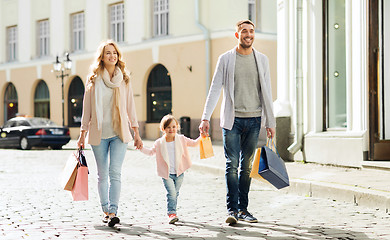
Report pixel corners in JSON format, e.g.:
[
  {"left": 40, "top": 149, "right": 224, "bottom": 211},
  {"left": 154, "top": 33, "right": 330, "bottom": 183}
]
[
  {"left": 134, "top": 135, "right": 143, "bottom": 150},
  {"left": 132, "top": 127, "right": 143, "bottom": 150},
  {"left": 77, "top": 131, "right": 86, "bottom": 149}
]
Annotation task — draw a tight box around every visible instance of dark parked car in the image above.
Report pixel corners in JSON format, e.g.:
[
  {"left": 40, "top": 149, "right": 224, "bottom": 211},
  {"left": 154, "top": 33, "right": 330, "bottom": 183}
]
[{"left": 0, "top": 117, "right": 71, "bottom": 150}]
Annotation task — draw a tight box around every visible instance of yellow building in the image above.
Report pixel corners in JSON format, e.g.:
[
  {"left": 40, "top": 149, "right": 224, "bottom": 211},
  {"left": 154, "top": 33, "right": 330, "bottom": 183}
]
[{"left": 0, "top": 0, "right": 277, "bottom": 140}]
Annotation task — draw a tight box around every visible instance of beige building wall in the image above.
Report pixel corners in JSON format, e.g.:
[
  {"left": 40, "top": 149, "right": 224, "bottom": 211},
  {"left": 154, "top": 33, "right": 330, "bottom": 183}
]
[{"left": 0, "top": 0, "right": 277, "bottom": 141}]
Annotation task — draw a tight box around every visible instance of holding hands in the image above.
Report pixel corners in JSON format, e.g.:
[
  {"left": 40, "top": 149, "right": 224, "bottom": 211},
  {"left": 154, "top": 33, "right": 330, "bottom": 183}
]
[{"left": 199, "top": 120, "right": 210, "bottom": 137}]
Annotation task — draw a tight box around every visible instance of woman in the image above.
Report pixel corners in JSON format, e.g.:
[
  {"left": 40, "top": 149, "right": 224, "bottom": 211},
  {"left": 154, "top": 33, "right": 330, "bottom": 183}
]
[{"left": 77, "top": 39, "right": 143, "bottom": 227}]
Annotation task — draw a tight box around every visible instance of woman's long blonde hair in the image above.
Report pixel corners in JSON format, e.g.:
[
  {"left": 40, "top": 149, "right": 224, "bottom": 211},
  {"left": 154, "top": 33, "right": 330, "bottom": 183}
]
[{"left": 87, "top": 39, "right": 130, "bottom": 87}]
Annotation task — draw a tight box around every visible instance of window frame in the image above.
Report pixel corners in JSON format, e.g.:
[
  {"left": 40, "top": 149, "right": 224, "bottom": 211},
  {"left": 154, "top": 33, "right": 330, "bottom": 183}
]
[
  {"left": 322, "top": 0, "right": 347, "bottom": 130},
  {"left": 71, "top": 12, "right": 85, "bottom": 52},
  {"left": 109, "top": 2, "right": 125, "bottom": 43},
  {"left": 153, "top": 0, "right": 169, "bottom": 37},
  {"left": 6, "top": 26, "right": 18, "bottom": 62},
  {"left": 37, "top": 19, "right": 50, "bottom": 57},
  {"left": 248, "top": 0, "right": 256, "bottom": 24}
]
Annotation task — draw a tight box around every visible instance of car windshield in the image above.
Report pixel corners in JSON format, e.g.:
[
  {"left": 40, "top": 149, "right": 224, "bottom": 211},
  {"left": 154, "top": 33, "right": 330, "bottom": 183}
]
[{"left": 28, "top": 118, "right": 58, "bottom": 127}]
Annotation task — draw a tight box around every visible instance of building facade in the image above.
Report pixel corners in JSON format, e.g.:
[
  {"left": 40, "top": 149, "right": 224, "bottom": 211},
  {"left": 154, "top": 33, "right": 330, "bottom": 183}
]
[
  {"left": 276, "top": 0, "right": 390, "bottom": 167},
  {"left": 0, "top": 0, "right": 277, "bottom": 141}
]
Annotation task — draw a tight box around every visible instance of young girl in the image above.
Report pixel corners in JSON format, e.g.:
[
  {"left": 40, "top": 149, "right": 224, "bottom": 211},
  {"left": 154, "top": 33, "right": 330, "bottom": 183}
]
[{"left": 140, "top": 114, "right": 200, "bottom": 224}]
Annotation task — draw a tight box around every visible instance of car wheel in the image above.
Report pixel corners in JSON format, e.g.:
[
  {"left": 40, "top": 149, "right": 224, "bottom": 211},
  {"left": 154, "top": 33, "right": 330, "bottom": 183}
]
[
  {"left": 51, "top": 145, "right": 62, "bottom": 150},
  {"left": 20, "top": 137, "right": 31, "bottom": 150}
]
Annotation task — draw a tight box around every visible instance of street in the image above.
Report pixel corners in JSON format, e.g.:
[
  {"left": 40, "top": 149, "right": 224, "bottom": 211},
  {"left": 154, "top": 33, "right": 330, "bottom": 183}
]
[{"left": 0, "top": 147, "right": 389, "bottom": 240}]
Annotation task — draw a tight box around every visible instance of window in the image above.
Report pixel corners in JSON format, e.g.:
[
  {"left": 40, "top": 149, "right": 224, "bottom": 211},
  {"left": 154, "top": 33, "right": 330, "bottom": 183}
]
[
  {"left": 37, "top": 20, "right": 50, "bottom": 57},
  {"left": 68, "top": 77, "right": 85, "bottom": 127},
  {"left": 378, "top": 0, "right": 390, "bottom": 140},
  {"left": 71, "top": 12, "right": 84, "bottom": 52},
  {"left": 4, "top": 83, "right": 18, "bottom": 121},
  {"left": 7, "top": 26, "right": 18, "bottom": 61},
  {"left": 34, "top": 80, "right": 50, "bottom": 119},
  {"left": 324, "top": 0, "right": 347, "bottom": 129},
  {"left": 247, "top": 0, "right": 276, "bottom": 34},
  {"left": 153, "top": 0, "right": 169, "bottom": 37},
  {"left": 248, "top": 0, "right": 256, "bottom": 23},
  {"left": 147, "top": 64, "right": 172, "bottom": 122},
  {"left": 110, "top": 3, "right": 125, "bottom": 43}
]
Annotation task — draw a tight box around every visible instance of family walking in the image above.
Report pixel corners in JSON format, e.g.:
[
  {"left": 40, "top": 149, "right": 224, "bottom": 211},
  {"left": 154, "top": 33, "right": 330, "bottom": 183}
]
[{"left": 76, "top": 19, "right": 275, "bottom": 227}]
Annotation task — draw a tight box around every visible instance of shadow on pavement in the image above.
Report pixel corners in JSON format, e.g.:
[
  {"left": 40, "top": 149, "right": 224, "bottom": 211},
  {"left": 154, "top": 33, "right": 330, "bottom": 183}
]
[{"left": 94, "top": 220, "right": 372, "bottom": 240}]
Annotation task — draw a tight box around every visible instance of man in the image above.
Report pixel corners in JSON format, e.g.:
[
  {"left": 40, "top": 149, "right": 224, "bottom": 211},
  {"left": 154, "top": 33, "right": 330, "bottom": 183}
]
[{"left": 199, "top": 20, "right": 276, "bottom": 224}]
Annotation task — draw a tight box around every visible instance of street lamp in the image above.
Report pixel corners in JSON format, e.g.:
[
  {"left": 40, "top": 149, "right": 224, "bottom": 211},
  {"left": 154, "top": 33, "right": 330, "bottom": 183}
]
[{"left": 52, "top": 53, "right": 72, "bottom": 126}]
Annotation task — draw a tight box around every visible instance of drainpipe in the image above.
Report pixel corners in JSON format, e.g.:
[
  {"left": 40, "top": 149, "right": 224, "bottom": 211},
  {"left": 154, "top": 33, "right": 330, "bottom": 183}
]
[
  {"left": 195, "top": 0, "right": 211, "bottom": 93},
  {"left": 288, "top": 0, "right": 303, "bottom": 154}
]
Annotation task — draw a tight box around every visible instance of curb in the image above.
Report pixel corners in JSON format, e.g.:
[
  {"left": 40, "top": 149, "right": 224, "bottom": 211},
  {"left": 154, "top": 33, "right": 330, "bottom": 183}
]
[{"left": 191, "top": 162, "right": 390, "bottom": 213}]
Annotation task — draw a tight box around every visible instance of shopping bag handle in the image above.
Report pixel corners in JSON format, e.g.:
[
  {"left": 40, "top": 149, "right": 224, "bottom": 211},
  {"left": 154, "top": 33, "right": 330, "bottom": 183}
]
[{"left": 266, "top": 138, "right": 280, "bottom": 157}]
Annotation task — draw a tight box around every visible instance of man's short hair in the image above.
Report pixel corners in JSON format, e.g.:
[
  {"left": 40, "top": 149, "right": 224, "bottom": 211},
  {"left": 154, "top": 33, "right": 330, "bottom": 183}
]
[{"left": 236, "top": 20, "right": 255, "bottom": 32}]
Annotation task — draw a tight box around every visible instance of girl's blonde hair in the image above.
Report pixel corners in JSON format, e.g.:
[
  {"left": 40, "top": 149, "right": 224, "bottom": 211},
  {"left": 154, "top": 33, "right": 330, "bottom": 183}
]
[
  {"left": 87, "top": 39, "right": 130, "bottom": 87},
  {"left": 160, "top": 114, "right": 181, "bottom": 132}
]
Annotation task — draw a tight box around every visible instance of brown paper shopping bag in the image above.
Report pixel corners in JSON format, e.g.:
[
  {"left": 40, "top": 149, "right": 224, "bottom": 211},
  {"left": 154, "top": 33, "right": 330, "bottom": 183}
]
[
  {"left": 61, "top": 152, "right": 79, "bottom": 191},
  {"left": 199, "top": 136, "right": 214, "bottom": 159}
]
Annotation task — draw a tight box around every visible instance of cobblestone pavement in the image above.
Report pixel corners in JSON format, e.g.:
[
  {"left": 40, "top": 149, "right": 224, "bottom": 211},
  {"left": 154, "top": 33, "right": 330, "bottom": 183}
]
[{"left": 0, "top": 148, "right": 389, "bottom": 240}]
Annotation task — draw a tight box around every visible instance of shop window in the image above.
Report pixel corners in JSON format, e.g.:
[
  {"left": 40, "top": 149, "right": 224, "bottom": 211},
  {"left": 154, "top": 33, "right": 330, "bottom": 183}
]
[
  {"left": 4, "top": 83, "right": 18, "bottom": 121},
  {"left": 324, "top": 0, "right": 347, "bottom": 128},
  {"left": 68, "top": 77, "right": 85, "bottom": 127},
  {"left": 34, "top": 80, "right": 50, "bottom": 118},
  {"left": 147, "top": 64, "right": 172, "bottom": 122}
]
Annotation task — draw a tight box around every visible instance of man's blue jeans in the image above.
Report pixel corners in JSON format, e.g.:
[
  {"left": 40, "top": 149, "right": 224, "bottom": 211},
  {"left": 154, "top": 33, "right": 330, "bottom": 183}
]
[
  {"left": 91, "top": 136, "right": 128, "bottom": 215},
  {"left": 222, "top": 117, "right": 261, "bottom": 213},
  {"left": 162, "top": 173, "right": 184, "bottom": 215}
]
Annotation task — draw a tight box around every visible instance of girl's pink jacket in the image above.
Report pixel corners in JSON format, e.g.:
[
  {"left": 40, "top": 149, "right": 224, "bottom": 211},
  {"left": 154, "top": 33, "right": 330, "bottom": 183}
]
[{"left": 140, "top": 134, "right": 200, "bottom": 179}]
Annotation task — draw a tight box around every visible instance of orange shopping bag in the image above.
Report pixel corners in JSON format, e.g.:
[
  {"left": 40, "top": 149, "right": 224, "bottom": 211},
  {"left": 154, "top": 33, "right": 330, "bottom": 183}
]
[
  {"left": 71, "top": 165, "right": 89, "bottom": 201},
  {"left": 199, "top": 136, "right": 214, "bottom": 159},
  {"left": 250, "top": 148, "right": 269, "bottom": 183}
]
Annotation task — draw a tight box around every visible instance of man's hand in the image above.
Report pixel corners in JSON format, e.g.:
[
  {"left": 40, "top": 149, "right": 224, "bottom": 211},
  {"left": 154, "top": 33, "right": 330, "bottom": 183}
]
[
  {"left": 266, "top": 128, "right": 276, "bottom": 139},
  {"left": 199, "top": 120, "right": 210, "bottom": 137}
]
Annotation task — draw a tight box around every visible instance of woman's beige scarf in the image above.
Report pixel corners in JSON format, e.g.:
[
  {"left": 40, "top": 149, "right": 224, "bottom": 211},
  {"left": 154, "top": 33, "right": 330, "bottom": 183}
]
[{"left": 95, "top": 67, "right": 124, "bottom": 140}]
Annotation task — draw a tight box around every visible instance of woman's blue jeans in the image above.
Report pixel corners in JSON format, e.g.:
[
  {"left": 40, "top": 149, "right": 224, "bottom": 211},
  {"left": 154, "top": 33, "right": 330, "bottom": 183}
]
[
  {"left": 222, "top": 117, "right": 261, "bottom": 213},
  {"left": 162, "top": 173, "right": 184, "bottom": 215},
  {"left": 91, "top": 136, "right": 127, "bottom": 215}
]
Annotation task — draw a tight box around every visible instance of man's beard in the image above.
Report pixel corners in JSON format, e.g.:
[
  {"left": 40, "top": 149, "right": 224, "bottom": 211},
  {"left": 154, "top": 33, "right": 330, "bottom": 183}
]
[{"left": 239, "top": 39, "right": 253, "bottom": 49}]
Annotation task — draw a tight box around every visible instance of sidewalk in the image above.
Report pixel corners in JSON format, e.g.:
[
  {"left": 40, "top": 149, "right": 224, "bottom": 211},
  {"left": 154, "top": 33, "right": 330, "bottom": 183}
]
[{"left": 64, "top": 139, "right": 390, "bottom": 213}]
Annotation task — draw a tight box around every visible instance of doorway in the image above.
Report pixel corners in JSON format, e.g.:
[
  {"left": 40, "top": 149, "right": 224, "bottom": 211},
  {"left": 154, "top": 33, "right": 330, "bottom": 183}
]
[{"left": 369, "top": 0, "right": 390, "bottom": 160}]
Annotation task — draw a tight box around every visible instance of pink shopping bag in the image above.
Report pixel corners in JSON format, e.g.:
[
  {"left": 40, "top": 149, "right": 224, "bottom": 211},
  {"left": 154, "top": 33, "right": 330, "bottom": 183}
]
[{"left": 71, "top": 165, "right": 89, "bottom": 201}]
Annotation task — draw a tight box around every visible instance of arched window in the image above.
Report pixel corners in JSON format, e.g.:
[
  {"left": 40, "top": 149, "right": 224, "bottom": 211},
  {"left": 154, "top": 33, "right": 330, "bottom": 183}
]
[
  {"left": 34, "top": 80, "right": 50, "bottom": 118},
  {"left": 4, "top": 83, "right": 18, "bottom": 121},
  {"left": 147, "top": 64, "right": 172, "bottom": 122},
  {"left": 68, "top": 76, "right": 85, "bottom": 127}
]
